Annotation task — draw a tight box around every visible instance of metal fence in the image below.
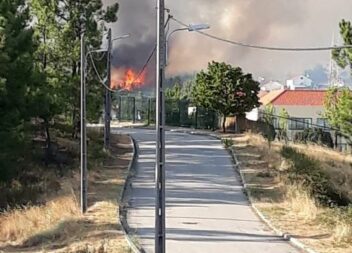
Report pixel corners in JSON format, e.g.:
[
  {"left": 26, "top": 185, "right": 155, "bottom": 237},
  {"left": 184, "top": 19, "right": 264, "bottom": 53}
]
[
  {"left": 115, "top": 95, "right": 219, "bottom": 130},
  {"left": 253, "top": 112, "right": 352, "bottom": 153}
]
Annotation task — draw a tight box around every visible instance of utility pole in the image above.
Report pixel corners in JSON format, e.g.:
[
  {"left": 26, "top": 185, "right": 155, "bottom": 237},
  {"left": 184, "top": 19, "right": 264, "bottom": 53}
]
[
  {"left": 80, "top": 33, "right": 88, "bottom": 213},
  {"left": 156, "top": 0, "right": 166, "bottom": 252},
  {"left": 104, "top": 28, "right": 112, "bottom": 150}
]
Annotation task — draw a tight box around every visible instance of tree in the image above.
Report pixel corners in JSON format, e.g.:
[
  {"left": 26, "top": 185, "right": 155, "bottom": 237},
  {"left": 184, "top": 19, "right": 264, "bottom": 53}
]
[
  {"left": 30, "top": 0, "right": 119, "bottom": 138},
  {"left": 324, "top": 87, "right": 352, "bottom": 143},
  {"left": 329, "top": 19, "right": 352, "bottom": 144},
  {"left": 278, "top": 108, "right": 289, "bottom": 143},
  {"left": 263, "top": 104, "right": 274, "bottom": 125},
  {"left": 332, "top": 19, "right": 352, "bottom": 70},
  {"left": 262, "top": 104, "right": 276, "bottom": 147},
  {"left": 165, "top": 83, "right": 182, "bottom": 100},
  {"left": 165, "top": 76, "right": 195, "bottom": 100},
  {"left": 0, "top": 0, "right": 35, "bottom": 181},
  {"left": 192, "top": 61, "right": 260, "bottom": 132}
]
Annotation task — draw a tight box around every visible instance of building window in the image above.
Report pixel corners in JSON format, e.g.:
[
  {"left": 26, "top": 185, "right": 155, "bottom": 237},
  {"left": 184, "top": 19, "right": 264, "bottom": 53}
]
[
  {"left": 289, "top": 118, "right": 312, "bottom": 130},
  {"left": 317, "top": 118, "right": 330, "bottom": 129},
  {"left": 273, "top": 118, "right": 279, "bottom": 129}
]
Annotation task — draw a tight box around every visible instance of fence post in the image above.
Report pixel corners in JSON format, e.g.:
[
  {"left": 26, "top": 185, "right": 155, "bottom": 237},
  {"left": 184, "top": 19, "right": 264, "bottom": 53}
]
[
  {"left": 178, "top": 100, "right": 181, "bottom": 127},
  {"left": 118, "top": 96, "right": 122, "bottom": 121},
  {"left": 212, "top": 111, "right": 216, "bottom": 130},
  {"left": 132, "top": 97, "right": 136, "bottom": 123},
  {"left": 147, "top": 98, "right": 151, "bottom": 126},
  {"left": 195, "top": 107, "right": 198, "bottom": 129}
]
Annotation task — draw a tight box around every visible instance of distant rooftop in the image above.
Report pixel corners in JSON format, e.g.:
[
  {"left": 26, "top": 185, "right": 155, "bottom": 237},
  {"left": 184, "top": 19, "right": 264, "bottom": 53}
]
[
  {"left": 260, "top": 89, "right": 285, "bottom": 106},
  {"left": 261, "top": 90, "right": 326, "bottom": 106}
]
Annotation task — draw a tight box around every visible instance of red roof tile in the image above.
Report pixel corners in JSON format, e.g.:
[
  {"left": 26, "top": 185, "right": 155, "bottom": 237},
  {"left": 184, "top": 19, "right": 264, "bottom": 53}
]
[
  {"left": 272, "top": 90, "right": 326, "bottom": 106},
  {"left": 258, "top": 91, "right": 269, "bottom": 98},
  {"left": 260, "top": 90, "right": 286, "bottom": 106}
]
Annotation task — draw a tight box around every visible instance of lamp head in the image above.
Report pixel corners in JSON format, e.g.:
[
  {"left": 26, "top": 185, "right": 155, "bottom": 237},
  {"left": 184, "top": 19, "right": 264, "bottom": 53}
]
[{"left": 188, "top": 24, "right": 210, "bottom": 32}]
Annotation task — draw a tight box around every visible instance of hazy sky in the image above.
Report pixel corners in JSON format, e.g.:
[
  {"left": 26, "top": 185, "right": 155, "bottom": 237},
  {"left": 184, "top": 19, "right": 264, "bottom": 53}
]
[{"left": 104, "top": 0, "right": 352, "bottom": 84}]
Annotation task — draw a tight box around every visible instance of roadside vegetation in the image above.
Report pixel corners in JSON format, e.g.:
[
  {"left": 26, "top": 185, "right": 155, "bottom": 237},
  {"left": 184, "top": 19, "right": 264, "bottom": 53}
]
[
  {"left": 0, "top": 0, "right": 119, "bottom": 208},
  {"left": 0, "top": 132, "right": 132, "bottom": 253},
  {"left": 231, "top": 133, "right": 352, "bottom": 253}
]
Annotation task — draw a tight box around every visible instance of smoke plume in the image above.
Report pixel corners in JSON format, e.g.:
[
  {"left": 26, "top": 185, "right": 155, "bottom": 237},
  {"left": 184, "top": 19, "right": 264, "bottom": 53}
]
[{"left": 104, "top": 0, "right": 352, "bottom": 86}]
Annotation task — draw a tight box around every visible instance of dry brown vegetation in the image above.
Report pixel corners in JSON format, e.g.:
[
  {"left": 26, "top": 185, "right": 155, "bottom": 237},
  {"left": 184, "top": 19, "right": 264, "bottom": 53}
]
[
  {"left": 231, "top": 133, "right": 352, "bottom": 253},
  {"left": 0, "top": 133, "right": 132, "bottom": 253}
]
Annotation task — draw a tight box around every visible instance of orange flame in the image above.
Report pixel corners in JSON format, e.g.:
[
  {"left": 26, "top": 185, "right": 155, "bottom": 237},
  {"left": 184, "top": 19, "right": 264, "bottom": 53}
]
[{"left": 111, "top": 68, "right": 145, "bottom": 91}]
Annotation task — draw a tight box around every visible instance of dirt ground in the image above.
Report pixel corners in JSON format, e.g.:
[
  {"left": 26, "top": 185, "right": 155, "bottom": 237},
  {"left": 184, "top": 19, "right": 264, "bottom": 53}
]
[{"left": 0, "top": 134, "right": 132, "bottom": 253}]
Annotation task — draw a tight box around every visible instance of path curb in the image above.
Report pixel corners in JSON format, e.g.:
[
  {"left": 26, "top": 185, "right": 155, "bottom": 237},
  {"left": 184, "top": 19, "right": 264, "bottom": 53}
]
[
  {"left": 170, "top": 128, "right": 320, "bottom": 253},
  {"left": 118, "top": 135, "right": 144, "bottom": 253}
]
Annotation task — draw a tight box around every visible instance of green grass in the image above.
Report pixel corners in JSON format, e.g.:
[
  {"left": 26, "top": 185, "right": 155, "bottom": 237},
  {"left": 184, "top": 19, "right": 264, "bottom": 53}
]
[{"left": 222, "top": 138, "right": 234, "bottom": 148}]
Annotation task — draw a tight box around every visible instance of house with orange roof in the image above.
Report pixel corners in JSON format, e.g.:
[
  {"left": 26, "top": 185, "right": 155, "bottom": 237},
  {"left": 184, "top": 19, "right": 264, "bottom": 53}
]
[
  {"left": 261, "top": 90, "right": 328, "bottom": 130},
  {"left": 247, "top": 89, "right": 349, "bottom": 151}
]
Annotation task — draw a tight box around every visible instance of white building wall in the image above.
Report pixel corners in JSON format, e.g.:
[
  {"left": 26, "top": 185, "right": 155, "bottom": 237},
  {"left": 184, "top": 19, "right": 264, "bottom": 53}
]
[
  {"left": 286, "top": 76, "right": 313, "bottom": 90},
  {"left": 273, "top": 105, "right": 324, "bottom": 123}
]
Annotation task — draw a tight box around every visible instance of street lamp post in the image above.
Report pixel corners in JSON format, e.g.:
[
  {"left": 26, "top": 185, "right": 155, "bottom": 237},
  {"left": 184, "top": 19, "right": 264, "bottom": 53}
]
[
  {"left": 104, "top": 28, "right": 112, "bottom": 151},
  {"left": 166, "top": 23, "right": 210, "bottom": 65},
  {"left": 155, "top": 5, "right": 210, "bottom": 252},
  {"left": 80, "top": 32, "right": 130, "bottom": 214},
  {"left": 80, "top": 33, "right": 88, "bottom": 214},
  {"left": 155, "top": 1, "right": 166, "bottom": 253},
  {"left": 104, "top": 30, "right": 131, "bottom": 150}
]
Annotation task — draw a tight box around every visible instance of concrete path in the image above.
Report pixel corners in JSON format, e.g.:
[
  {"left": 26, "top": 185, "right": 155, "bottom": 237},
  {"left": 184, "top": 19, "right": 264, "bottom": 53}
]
[{"left": 117, "top": 128, "right": 301, "bottom": 253}]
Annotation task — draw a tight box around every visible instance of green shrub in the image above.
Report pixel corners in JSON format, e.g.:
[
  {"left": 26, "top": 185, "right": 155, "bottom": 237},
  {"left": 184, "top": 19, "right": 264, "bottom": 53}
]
[
  {"left": 293, "top": 128, "right": 334, "bottom": 148},
  {"left": 222, "top": 138, "right": 234, "bottom": 148},
  {"left": 281, "top": 146, "right": 347, "bottom": 206}
]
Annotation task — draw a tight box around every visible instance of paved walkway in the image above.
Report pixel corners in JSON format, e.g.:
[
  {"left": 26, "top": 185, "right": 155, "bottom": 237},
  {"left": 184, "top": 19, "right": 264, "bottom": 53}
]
[{"left": 117, "top": 128, "right": 301, "bottom": 253}]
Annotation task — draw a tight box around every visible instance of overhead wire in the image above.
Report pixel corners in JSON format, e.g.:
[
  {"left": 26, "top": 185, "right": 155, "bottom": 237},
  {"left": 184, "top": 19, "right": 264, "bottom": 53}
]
[
  {"left": 93, "top": 51, "right": 107, "bottom": 61},
  {"left": 129, "top": 45, "right": 157, "bottom": 85},
  {"left": 88, "top": 52, "right": 117, "bottom": 92},
  {"left": 87, "top": 45, "right": 156, "bottom": 92},
  {"left": 171, "top": 16, "right": 352, "bottom": 52}
]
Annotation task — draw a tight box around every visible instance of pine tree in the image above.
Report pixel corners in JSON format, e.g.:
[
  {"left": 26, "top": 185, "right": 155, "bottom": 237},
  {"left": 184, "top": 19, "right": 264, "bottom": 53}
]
[
  {"left": 332, "top": 19, "right": 352, "bottom": 69},
  {"left": 30, "top": 0, "right": 119, "bottom": 137},
  {"left": 0, "top": 0, "right": 35, "bottom": 181},
  {"left": 329, "top": 19, "right": 352, "bottom": 142},
  {"left": 324, "top": 87, "right": 352, "bottom": 142}
]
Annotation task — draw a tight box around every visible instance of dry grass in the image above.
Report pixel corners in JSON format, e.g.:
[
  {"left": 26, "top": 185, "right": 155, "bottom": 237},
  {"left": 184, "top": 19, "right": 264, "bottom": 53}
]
[
  {"left": 334, "top": 222, "right": 352, "bottom": 244},
  {"left": 285, "top": 184, "right": 318, "bottom": 221},
  {"left": 0, "top": 134, "right": 132, "bottom": 253},
  {"left": 0, "top": 195, "right": 80, "bottom": 244},
  {"left": 231, "top": 132, "right": 352, "bottom": 253}
]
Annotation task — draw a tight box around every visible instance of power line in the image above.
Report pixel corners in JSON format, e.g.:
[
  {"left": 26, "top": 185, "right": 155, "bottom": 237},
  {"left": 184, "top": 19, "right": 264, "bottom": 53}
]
[
  {"left": 171, "top": 16, "right": 352, "bottom": 52},
  {"left": 88, "top": 52, "right": 117, "bottom": 92},
  {"left": 130, "top": 45, "right": 156, "bottom": 85},
  {"left": 93, "top": 51, "right": 107, "bottom": 61},
  {"left": 88, "top": 45, "right": 156, "bottom": 93}
]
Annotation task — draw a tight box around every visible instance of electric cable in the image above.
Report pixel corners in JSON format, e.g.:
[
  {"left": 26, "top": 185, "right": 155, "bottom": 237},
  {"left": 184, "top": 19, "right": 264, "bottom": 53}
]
[
  {"left": 171, "top": 16, "right": 352, "bottom": 52},
  {"left": 87, "top": 45, "right": 156, "bottom": 92}
]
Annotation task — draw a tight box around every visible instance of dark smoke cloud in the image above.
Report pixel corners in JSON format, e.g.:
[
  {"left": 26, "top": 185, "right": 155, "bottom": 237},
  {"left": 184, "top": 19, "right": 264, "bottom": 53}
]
[{"left": 104, "top": 0, "right": 352, "bottom": 85}]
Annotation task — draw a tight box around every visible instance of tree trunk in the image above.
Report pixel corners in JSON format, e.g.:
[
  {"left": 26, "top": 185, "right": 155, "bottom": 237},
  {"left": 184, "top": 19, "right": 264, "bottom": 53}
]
[
  {"left": 44, "top": 118, "right": 51, "bottom": 150},
  {"left": 43, "top": 118, "right": 52, "bottom": 166},
  {"left": 71, "top": 61, "right": 79, "bottom": 139},
  {"left": 222, "top": 115, "right": 227, "bottom": 133}
]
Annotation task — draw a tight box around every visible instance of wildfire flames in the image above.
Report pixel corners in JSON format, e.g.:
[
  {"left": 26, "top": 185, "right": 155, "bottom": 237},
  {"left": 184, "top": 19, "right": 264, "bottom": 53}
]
[{"left": 111, "top": 68, "right": 145, "bottom": 91}]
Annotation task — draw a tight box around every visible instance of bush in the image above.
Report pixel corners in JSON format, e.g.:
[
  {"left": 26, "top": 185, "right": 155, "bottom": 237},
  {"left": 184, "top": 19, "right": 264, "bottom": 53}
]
[
  {"left": 222, "top": 138, "right": 234, "bottom": 148},
  {"left": 293, "top": 128, "right": 334, "bottom": 148},
  {"left": 281, "top": 146, "right": 348, "bottom": 206},
  {"left": 257, "top": 121, "right": 276, "bottom": 147}
]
